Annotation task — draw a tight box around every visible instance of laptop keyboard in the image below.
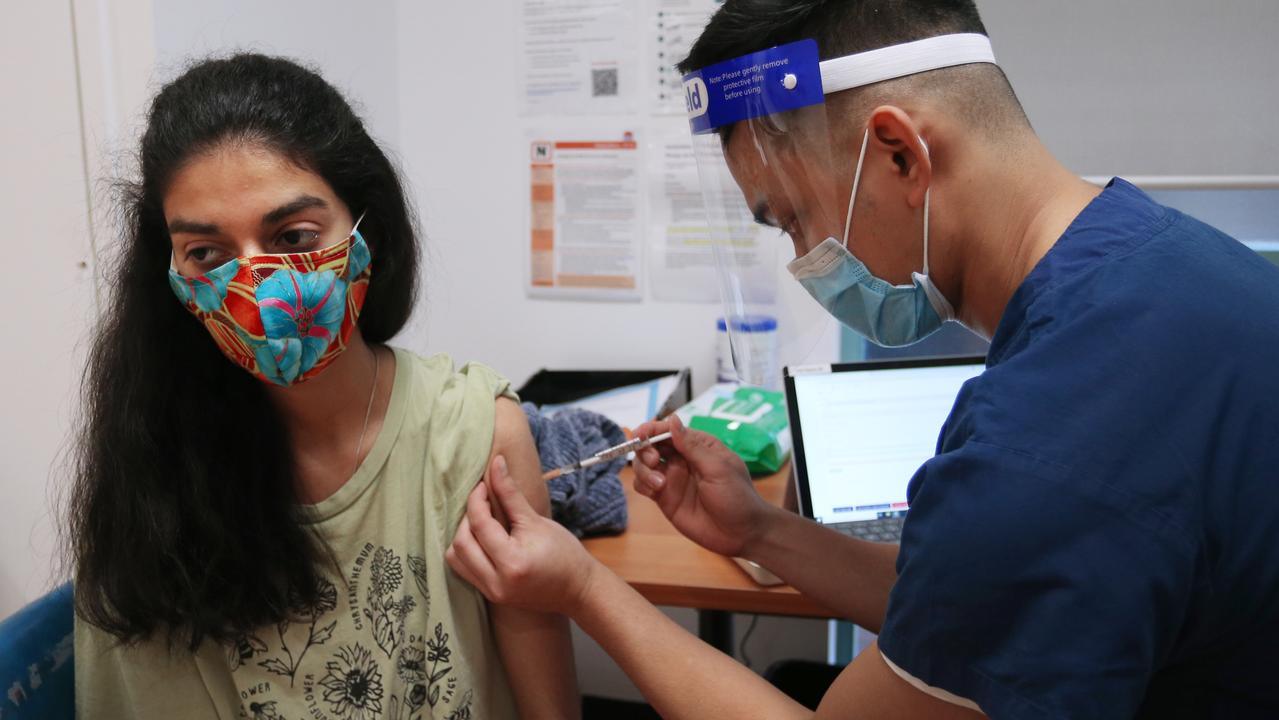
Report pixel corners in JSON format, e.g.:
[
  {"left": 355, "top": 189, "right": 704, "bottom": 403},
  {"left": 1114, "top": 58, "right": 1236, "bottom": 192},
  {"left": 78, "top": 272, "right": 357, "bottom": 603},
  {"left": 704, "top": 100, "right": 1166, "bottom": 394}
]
[{"left": 828, "top": 515, "right": 905, "bottom": 543}]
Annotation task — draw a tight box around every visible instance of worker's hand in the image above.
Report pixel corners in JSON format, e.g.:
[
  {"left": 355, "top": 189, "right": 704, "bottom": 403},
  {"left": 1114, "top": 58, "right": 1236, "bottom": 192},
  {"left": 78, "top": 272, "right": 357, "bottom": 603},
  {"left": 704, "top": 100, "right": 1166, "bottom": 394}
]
[
  {"left": 446, "top": 455, "right": 600, "bottom": 617},
  {"left": 631, "top": 415, "right": 771, "bottom": 558}
]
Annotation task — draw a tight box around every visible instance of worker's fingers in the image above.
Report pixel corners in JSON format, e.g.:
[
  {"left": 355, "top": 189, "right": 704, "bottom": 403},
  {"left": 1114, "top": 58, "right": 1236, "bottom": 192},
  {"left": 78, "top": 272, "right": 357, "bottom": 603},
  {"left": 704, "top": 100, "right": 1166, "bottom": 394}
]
[
  {"left": 641, "top": 417, "right": 713, "bottom": 464},
  {"left": 668, "top": 415, "right": 732, "bottom": 474},
  {"left": 467, "top": 475, "right": 493, "bottom": 518},
  {"left": 467, "top": 479, "right": 524, "bottom": 566},
  {"left": 447, "top": 516, "right": 499, "bottom": 593},
  {"left": 444, "top": 544, "right": 475, "bottom": 586},
  {"left": 653, "top": 432, "right": 680, "bottom": 458},
  {"left": 660, "top": 447, "right": 690, "bottom": 482},
  {"left": 485, "top": 455, "right": 538, "bottom": 525},
  {"left": 633, "top": 420, "right": 673, "bottom": 442},
  {"left": 637, "top": 446, "right": 662, "bottom": 469},
  {"left": 667, "top": 414, "right": 694, "bottom": 454},
  {"left": 483, "top": 457, "right": 511, "bottom": 528},
  {"left": 651, "top": 460, "right": 692, "bottom": 520},
  {"left": 632, "top": 453, "right": 666, "bottom": 496},
  {"left": 445, "top": 541, "right": 483, "bottom": 589}
]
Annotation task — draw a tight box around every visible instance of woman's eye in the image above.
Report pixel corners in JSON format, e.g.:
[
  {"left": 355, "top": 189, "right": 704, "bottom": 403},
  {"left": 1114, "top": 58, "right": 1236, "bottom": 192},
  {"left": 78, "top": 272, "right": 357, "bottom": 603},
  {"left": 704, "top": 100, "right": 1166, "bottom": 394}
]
[
  {"left": 277, "top": 229, "right": 321, "bottom": 249},
  {"left": 188, "top": 246, "right": 223, "bottom": 265}
]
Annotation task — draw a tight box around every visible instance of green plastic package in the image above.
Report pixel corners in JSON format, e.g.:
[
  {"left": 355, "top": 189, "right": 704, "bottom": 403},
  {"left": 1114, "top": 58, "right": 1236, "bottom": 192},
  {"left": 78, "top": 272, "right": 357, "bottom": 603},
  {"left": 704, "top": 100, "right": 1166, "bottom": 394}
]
[{"left": 689, "top": 387, "right": 791, "bottom": 475}]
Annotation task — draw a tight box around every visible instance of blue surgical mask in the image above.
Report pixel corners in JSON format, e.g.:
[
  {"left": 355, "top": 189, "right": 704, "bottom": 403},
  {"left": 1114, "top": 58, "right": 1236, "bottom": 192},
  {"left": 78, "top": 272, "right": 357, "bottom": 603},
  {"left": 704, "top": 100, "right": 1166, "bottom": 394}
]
[{"left": 787, "top": 129, "right": 954, "bottom": 347}]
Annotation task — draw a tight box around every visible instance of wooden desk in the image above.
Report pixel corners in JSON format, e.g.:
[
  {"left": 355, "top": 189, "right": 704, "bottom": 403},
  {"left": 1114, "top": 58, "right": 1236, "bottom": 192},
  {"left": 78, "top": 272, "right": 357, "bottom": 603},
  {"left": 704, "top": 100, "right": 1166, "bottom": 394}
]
[{"left": 582, "top": 465, "right": 836, "bottom": 623}]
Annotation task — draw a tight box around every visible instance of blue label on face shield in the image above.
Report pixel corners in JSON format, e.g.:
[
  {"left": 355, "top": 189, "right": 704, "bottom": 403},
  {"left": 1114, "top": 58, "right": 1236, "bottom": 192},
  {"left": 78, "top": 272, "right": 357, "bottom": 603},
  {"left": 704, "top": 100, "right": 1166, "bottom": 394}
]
[{"left": 683, "top": 39, "right": 824, "bottom": 135}]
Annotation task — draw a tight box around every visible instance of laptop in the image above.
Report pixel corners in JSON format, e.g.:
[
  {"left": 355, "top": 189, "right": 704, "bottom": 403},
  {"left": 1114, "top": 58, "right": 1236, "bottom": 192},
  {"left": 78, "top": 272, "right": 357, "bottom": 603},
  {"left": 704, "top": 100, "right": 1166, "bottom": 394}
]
[{"left": 783, "top": 356, "right": 986, "bottom": 543}]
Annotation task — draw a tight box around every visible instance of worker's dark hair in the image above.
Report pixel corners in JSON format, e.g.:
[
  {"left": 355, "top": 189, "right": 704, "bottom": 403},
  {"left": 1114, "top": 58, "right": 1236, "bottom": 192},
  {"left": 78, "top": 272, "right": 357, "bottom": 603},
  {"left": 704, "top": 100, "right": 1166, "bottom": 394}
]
[
  {"left": 67, "top": 53, "right": 420, "bottom": 649},
  {"left": 679, "top": 0, "right": 1029, "bottom": 137}
]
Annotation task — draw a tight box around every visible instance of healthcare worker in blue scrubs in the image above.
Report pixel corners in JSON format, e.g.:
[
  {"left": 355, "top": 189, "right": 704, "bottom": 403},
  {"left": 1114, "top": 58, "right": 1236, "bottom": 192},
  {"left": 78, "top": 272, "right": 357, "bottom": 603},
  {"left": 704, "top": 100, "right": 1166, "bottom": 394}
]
[{"left": 446, "top": 1, "right": 1279, "bottom": 718}]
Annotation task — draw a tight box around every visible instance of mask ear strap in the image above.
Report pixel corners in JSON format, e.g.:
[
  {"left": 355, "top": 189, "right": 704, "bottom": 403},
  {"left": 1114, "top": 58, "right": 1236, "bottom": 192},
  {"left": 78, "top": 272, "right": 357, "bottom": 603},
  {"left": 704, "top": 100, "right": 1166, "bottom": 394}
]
[
  {"left": 351, "top": 211, "right": 368, "bottom": 235},
  {"left": 842, "top": 129, "right": 871, "bottom": 248},
  {"left": 922, "top": 188, "right": 931, "bottom": 276},
  {"left": 918, "top": 136, "right": 932, "bottom": 276}
]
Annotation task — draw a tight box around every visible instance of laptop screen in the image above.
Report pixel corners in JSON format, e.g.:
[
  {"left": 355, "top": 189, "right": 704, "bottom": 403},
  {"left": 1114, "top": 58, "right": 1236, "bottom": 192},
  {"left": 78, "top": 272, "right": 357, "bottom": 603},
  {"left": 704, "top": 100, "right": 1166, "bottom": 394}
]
[{"left": 786, "top": 358, "right": 985, "bottom": 525}]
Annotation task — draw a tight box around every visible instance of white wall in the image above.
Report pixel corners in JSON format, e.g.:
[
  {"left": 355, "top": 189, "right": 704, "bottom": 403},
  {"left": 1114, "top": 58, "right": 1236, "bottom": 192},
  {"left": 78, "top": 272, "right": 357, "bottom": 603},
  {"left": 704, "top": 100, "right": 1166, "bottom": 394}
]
[
  {"left": 0, "top": 2, "right": 98, "bottom": 615},
  {"left": 151, "top": 0, "right": 400, "bottom": 149},
  {"left": 395, "top": 0, "right": 729, "bottom": 391},
  {"left": 979, "top": 0, "right": 1279, "bottom": 178}
]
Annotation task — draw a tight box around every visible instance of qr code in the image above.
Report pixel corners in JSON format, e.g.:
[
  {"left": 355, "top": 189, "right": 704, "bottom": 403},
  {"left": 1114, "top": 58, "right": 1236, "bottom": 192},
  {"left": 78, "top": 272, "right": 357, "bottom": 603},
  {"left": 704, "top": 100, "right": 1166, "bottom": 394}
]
[{"left": 591, "top": 67, "right": 619, "bottom": 97}]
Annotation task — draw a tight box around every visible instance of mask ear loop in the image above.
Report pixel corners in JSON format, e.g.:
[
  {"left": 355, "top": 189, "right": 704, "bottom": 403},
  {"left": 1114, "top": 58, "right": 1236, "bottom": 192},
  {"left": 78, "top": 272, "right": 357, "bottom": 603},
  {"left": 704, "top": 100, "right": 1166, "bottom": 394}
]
[
  {"left": 913, "top": 136, "right": 956, "bottom": 320},
  {"left": 351, "top": 210, "right": 368, "bottom": 236},
  {"left": 918, "top": 136, "right": 932, "bottom": 277},
  {"left": 841, "top": 129, "right": 871, "bottom": 249}
]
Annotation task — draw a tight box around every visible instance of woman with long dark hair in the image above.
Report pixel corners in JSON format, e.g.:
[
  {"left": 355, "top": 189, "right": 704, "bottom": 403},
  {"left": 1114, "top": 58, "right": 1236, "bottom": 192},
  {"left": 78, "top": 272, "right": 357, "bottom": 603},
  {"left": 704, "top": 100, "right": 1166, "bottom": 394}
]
[{"left": 69, "top": 54, "right": 578, "bottom": 718}]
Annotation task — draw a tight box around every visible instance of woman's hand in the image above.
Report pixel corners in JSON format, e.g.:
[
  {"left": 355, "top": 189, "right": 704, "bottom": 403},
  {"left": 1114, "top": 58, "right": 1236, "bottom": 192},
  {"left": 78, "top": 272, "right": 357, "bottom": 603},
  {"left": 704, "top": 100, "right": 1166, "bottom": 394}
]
[
  {"left": 631, "top": 414, "right": 774, "bottom": 558},
  {"left": 447, "top": 455, "right": 599, "bottom": 616}
]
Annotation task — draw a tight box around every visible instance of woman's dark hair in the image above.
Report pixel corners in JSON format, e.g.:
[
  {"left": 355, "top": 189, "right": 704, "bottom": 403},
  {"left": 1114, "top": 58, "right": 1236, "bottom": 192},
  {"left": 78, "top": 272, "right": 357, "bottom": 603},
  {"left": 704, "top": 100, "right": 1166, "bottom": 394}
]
[{"left": 68, "top": 53, "right": 419, "bottom": 649}]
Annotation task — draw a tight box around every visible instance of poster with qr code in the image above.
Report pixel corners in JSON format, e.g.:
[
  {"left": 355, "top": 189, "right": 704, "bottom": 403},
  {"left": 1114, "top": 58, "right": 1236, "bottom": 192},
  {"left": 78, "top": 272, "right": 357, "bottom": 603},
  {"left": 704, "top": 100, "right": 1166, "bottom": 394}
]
[{"left": 518, "top": 0, "right": 637, "bottom": 115}]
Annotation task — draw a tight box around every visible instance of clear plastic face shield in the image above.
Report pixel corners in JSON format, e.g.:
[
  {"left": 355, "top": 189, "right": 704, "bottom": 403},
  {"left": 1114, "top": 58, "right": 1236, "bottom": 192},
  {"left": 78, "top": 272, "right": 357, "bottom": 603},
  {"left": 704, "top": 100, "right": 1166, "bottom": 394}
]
[{"left": 683, "top": 35, "right": 997, "bottom": 385}]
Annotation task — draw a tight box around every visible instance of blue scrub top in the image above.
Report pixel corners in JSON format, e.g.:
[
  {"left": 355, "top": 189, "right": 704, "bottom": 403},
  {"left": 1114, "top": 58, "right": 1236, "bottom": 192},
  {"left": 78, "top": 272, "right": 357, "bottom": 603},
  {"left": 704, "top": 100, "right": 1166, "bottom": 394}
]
[{"left": 879, "top": 179, "right": 1279, "bottom": 719}]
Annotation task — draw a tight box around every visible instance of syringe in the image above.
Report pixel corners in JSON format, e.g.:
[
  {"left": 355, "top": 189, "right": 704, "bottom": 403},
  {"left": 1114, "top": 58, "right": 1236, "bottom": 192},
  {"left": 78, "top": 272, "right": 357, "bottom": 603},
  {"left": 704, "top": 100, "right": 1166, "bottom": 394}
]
[{"left": 541, "top": 432, "right": 673, "bottom": 481}]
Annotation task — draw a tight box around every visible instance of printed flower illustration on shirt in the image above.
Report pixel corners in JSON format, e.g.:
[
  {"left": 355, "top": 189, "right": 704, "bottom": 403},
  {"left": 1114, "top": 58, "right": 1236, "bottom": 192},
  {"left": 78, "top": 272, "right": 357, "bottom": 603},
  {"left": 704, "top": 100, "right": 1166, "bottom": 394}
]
[
  {"left": 406, "top": 554, "right": 431, "bottom": 615},
  {"left": 256, "top": 269, "right": 347, "bottom": 384},
  {"left": 319, "top": 643, "right": 384, "bottom": 720},
  {"left": 258, "top": 576, "right": 339, "bottom": 686},
  {"left": 364, "top": 546, "right": 417, "bottom": 659},
  {"left": 397, "top": 644, "right": 427, "bottom": 685},
  {"left": 444, "top": 690, "right": 473, "bottom": 720},
  {"left": 227, "top": 633, "right": 268, "bottom": 671},
  {"left": 425, "top": 623, "right": 454, "bottom": 708},
  {"left": 248, "top": 700, "right": 286, "bottom": 720},
  {"left": 386, "top": 642, "right": 429, "bottom": 720}
]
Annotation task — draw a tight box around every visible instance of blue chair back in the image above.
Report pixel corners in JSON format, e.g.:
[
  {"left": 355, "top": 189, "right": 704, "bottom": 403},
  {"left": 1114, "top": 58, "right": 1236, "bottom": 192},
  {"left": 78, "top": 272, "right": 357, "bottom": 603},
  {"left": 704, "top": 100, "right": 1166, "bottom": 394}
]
[{"left": 0, "top": 583, "right": 74, "bottom": 720}]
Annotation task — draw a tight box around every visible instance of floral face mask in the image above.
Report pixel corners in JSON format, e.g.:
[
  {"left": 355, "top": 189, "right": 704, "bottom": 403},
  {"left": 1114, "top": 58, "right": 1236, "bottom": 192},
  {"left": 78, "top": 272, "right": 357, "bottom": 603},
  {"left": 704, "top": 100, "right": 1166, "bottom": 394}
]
[{"left": 168, "top": 215, "right": 373, "bottom": 386}]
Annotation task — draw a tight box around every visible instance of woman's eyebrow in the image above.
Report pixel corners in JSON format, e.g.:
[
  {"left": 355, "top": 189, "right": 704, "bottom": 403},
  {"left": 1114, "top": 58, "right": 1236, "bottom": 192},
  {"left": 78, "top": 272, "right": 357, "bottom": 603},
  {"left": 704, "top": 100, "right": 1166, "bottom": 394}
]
[
  {"left": 262, "top": 195, "right": 328, "bottom": 226},
  {"left": 168, "top": 218, "right": 219, "bottom": 235}
]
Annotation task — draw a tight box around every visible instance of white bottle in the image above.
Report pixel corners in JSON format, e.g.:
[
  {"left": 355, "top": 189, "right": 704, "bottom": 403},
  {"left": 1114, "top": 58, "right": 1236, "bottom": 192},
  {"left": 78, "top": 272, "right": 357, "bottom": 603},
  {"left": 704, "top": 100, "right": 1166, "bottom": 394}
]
[{"left": 716, "top": 315, "right": 779, "bottom": 389}]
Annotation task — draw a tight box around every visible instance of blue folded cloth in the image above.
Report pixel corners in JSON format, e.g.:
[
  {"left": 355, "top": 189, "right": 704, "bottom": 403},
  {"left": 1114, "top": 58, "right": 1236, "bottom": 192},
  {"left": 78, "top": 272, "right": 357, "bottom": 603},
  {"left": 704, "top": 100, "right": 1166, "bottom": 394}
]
[{"left": 522, "top": 403, "right": 628, "bottom": 537}]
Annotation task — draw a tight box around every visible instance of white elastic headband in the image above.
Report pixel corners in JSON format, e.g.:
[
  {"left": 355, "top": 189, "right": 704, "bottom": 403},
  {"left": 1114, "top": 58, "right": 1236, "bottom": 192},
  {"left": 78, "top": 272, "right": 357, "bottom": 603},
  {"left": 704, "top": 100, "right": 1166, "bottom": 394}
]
[{"left": 819, "top": 33, "right": 996, "bottom": 94}]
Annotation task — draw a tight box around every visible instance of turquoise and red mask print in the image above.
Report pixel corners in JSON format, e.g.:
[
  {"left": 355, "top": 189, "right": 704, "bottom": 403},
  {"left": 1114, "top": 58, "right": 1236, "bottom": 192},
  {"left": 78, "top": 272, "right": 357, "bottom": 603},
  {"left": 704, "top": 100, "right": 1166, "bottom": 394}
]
[{"left": 168, "top": 223, "right": 373, "bottom": 386}]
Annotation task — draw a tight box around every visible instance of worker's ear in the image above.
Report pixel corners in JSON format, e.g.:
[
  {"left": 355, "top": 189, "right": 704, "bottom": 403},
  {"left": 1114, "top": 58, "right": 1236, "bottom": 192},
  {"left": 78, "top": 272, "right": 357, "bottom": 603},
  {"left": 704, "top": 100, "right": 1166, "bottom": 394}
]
[{"left": 866, "top": 106, "right": 932, "bottom": 210}]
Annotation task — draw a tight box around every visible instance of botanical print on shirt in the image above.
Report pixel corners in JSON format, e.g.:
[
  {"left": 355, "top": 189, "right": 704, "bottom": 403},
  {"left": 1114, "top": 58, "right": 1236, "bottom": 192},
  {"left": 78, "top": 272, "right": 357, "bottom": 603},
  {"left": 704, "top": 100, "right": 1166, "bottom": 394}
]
[{"left": 227, "top": 543, "right": 475, "bottom": 720}]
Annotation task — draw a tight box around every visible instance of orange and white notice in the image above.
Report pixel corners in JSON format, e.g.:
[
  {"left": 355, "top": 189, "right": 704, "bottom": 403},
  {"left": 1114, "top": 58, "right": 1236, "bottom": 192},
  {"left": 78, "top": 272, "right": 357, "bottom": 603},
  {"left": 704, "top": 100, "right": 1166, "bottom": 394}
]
[{"left": 528, "top": 133, "right": 642, "bottom": 300}]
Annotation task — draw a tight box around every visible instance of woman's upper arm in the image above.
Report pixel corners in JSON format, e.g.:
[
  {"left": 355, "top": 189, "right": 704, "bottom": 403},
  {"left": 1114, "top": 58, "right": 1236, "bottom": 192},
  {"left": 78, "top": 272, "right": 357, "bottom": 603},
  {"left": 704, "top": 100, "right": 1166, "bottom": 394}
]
[
  {"left": 490, "top": 396, "right": 550, "bottom": 517},
  {"left": 486, "top": 397, "right": 581, "bottom": 718}
]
